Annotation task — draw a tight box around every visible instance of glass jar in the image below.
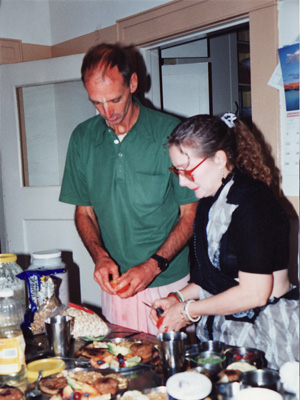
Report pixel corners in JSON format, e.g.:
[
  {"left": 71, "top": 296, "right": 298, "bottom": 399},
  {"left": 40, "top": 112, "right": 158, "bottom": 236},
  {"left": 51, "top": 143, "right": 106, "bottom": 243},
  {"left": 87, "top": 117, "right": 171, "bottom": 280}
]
[
  {"left": 0, "top": 254, "right": 26, "bottom": 313},
  {"left": 0, "top": 289, "right": 27, "bottom": 389},
  {"left": 28, "top": 249, "right": 69, "bottom": 305}
]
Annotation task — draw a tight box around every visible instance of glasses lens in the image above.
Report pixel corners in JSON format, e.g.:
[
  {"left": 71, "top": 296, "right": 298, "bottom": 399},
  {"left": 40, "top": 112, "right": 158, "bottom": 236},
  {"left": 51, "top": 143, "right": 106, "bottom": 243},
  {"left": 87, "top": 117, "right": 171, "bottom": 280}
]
[
  {"left": 169, "top": 167, "right": 194, "bottom": 181},
  {"left": 169, "top": 167, "right": 179, "bottom": 176},
  {"left": 181, "top": 171, "right": 194, "bottom": 181}
]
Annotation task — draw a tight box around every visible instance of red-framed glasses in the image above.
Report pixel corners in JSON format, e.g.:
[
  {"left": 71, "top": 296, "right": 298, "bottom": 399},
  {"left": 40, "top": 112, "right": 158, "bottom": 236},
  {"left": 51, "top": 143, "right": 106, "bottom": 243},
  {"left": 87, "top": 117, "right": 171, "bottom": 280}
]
[{"left": 169, "top": 157, "right": 208, "bottom": 181}]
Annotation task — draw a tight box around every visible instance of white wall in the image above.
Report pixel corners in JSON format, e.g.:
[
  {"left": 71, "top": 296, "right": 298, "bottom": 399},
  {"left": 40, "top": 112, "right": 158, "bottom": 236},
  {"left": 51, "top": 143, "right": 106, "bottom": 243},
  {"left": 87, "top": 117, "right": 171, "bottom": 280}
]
[
  {"left": 0, "top": 0, "right": 52, "bottom": 45},
  {"left": 0, "top": 0, "right": 170, "bottom": 46},
  {"left": 278, "top": 0, "right": 299, "bottom": 46}
]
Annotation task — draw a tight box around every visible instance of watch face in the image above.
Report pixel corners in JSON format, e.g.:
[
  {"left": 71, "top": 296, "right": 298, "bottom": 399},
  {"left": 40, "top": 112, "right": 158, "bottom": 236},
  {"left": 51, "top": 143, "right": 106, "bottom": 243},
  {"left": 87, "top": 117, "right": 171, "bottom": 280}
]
[{"left": 159, "top": 258, "right": 169, "bottom": 271}]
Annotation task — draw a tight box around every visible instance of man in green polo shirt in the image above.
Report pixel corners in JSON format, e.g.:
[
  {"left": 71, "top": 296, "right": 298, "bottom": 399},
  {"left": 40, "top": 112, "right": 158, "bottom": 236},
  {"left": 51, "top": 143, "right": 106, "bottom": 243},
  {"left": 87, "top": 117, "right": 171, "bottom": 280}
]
[{"left": 59, "top": 43, "right": 197, "bottom": 334}]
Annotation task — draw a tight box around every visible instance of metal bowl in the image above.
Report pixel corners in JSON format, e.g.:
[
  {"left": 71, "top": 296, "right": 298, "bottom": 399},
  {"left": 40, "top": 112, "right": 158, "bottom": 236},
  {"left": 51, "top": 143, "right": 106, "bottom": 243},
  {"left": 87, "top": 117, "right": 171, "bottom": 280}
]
[
  {"left": 240, "top": 368, "right": 282, "bottom": 392},
  {"left": 225, "top": 346, "right": 267, "bottom": 368},
  {"left": 189, "top": 350, "right": 227, "bottom": 374},
  {"left": 199, "top": 340, "right": 226, "bottom": 353},
  {"left": 213, "top": 381, "right": 242, "bottom": 398}
]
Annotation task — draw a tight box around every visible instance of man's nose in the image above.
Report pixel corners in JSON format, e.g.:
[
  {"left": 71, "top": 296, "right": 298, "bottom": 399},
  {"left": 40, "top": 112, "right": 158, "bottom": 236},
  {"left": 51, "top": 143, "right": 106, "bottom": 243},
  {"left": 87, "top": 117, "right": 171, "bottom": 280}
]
[{"left": 102, "top": 102, "right": 113, "bottom": 118}]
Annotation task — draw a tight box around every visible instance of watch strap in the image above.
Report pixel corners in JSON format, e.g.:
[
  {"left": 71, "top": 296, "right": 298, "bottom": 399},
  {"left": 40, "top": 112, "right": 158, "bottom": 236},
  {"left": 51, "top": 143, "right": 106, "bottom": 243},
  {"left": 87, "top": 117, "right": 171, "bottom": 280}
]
[{"left": 150, "top": 253, "right": 169, "bottom": 271}]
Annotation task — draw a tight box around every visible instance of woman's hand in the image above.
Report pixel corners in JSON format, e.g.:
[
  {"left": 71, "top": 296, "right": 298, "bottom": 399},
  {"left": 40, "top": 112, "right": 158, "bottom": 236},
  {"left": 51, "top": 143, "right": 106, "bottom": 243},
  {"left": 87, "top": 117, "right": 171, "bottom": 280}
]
[
  {"left": 156, "top": 301, "right": 191, "bottom": 333},
  {"left": 149, "top": 296, "right": 178, "bottom": 328}
]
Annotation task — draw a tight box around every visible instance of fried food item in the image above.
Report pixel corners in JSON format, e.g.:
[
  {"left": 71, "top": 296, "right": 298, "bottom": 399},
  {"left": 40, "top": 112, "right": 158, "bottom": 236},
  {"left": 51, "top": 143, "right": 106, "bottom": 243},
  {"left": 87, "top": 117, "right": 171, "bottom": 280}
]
[
  {"left": 66, "top": 370, "right": 104, "bottom": 386},
  {"left": 130, "top": 342, "right": 154, "bottom": 362},
  {"left": 146, "top": 392, "right": 168, "bottom": 400},
  {"left": 105, "top": 372, "right": 128, "bottom": 390},
  {"left": 76, "top": 346, "right": 109, "bottom": 359},
  {"left": 94, "top": 377, "right": 119, "bottom": 396},
  {"left": 0, "top": 387, "right": 23, "bottom": 400},
  {"left": 217, "top": 369, "right": 242, "bottom": 383},
  {"left": 121, "top": 390, "right": 149, "bottom": 400},
  {"left": 39, "top": 375, "right": 68, "bottom": 395},
  {"left": 226, "top": 361, "right": 257, "bottom": 372}
]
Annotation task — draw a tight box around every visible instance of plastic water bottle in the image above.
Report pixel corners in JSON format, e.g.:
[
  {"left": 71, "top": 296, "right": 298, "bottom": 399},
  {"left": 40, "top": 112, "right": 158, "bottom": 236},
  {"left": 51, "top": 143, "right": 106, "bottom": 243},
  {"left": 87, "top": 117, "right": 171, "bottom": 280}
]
[
  {"left": 0, "top": 254, "right": 26, "bottom": 313},
  {"left": 0, "top": 289, "right": 27, "bottom": 388}
]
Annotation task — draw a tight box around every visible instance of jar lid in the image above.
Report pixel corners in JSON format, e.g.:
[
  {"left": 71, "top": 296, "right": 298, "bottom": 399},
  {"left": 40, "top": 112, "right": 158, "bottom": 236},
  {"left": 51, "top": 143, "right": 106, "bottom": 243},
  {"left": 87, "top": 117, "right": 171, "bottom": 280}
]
[
  {"left": 32, "top": 249, "right": 61, "bottom": 259},
  {"left": 0, "top": 253, "right": 17, "bottom": 263},
  {"left": 166, "top": 372, "right": 212, "bottom": 400},
  {"left": 0, "top": 288, "right": 14, "bottom": 297}
]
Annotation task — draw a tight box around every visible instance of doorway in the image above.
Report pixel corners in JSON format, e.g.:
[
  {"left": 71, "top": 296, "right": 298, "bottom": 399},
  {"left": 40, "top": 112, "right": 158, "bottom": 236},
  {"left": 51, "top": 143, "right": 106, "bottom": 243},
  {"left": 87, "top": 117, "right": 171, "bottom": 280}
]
[{"left": 140, "top": 22, "right": 251, "bottom": 125}]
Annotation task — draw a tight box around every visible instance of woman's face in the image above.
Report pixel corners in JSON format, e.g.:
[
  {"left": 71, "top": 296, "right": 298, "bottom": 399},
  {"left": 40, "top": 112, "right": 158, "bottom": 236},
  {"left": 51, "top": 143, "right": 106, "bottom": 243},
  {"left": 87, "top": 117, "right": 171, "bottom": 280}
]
[{"left": 169, "top": 144, "right": 226, "bottom": 199}]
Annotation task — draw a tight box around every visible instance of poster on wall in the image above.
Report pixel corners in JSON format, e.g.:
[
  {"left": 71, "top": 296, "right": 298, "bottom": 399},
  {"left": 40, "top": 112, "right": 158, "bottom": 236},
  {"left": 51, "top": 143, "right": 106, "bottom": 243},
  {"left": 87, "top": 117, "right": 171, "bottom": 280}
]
[
  {"left": 277, "top": 43, "right": 299, "bottom": 197},
  {"left": 278, "top": 43, "right": 299, "bottom": 112}
]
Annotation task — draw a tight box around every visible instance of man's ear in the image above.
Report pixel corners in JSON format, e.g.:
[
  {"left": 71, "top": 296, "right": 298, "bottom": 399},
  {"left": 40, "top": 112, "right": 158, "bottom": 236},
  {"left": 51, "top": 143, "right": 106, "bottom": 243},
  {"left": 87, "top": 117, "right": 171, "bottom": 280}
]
[{"left": 129, "top": 72, "right": 138, "bottom": 94}]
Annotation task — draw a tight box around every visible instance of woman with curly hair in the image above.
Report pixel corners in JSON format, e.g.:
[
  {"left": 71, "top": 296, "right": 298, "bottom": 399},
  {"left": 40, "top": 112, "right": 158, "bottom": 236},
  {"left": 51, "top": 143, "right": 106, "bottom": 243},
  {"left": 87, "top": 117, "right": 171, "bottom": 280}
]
[{"left": 150, "top": 113, "right": 299, "bottom": 369}]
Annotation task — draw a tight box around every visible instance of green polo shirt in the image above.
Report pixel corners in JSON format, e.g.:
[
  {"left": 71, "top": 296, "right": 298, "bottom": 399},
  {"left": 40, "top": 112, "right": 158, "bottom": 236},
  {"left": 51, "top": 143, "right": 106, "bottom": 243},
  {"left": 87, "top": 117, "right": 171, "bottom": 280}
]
[{"left": 59, "top": 98, "right": 197, "bottom": 287}]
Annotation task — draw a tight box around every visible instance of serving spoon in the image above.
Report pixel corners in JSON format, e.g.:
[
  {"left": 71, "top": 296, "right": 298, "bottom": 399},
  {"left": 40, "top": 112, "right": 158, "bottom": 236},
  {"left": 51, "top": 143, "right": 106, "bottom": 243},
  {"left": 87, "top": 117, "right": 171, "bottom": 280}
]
[{"left": 26, "top": 369, "right": 43, "bottom": 399}]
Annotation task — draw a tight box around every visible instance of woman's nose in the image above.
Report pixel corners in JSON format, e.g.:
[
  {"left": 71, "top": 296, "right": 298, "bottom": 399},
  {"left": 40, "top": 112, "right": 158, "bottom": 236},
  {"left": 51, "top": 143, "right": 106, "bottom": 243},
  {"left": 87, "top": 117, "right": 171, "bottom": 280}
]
[{"left": 178, "top": 174, "right": 190, "bottom": 187}]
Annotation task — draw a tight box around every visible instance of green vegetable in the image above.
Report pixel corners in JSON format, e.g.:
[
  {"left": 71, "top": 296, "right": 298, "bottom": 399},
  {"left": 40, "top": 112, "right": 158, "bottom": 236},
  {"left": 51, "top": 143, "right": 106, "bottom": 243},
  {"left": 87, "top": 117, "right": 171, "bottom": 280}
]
[
  {"left": 67, "top": 378, "right": 83, "bottom": 389},
  {"left": 195, "top": 355, "right": 225, "bottom": 365},
  {"left": 81, "top": 335, "right": 106, "bottom": 341},
  {"left": 124, "top": 356, "right": 142, "bottom": 367},
  {"left": 107, "top": 343, "right": 131, "bottom": 356}
]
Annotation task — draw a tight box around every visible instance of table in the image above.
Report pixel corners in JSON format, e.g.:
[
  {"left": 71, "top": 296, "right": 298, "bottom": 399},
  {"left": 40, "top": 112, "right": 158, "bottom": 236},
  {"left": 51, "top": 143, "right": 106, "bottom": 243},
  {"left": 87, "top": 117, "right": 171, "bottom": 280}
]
[{"left": 24, "top": 324, "right": 297, "bottom": 400}]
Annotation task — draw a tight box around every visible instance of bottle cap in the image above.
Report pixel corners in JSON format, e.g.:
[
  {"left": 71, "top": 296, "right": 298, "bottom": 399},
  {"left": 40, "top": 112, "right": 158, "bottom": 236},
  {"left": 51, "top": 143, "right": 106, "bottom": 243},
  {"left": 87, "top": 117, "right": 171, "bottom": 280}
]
[
  {"left": 32, "top": 249, "right": 61, "bottom": 259},
  {"left": 0, "top": 253, "right": 17, "bottom": 263},
  {"left": 0, "top": 288, "right": 14, "bottom": 297}
]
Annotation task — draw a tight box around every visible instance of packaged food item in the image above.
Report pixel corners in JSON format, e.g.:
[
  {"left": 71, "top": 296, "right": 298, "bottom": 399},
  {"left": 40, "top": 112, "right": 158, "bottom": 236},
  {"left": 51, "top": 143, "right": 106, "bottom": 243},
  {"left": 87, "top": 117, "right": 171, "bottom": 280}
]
[
  {"left": 62, "top": 303, "right": 109, "bottom": 339},
  {"left": 28, "top": 250, "right": 69, "bottom": 305},
  {"left": 17, "top": 269, "right": 62, "bottom": 334}
]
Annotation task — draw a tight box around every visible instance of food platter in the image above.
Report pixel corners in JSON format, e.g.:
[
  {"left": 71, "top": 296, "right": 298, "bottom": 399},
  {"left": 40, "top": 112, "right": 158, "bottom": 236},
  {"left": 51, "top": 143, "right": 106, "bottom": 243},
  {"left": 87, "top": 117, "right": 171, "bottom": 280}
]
[
  {"left": 75, "top": 338, "right": 156, "bottom": 373},
  {"left": 35, "top": 367, "right": 128, "bottom": 400},
  {"left": 80, "top": 327, "right": 112, "bottom": 342},
  {"left": 118, "top": 386, "right": 168, "bottom": 400}
]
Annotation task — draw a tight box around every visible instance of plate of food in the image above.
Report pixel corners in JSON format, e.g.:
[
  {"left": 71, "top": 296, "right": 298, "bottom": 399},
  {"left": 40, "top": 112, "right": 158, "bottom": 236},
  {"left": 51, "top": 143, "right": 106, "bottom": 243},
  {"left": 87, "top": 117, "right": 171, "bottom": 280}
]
[
  {"left": 119, "top": 386, "right": 167, "bottom": 400},
  {"left": 37, "top": 367, "right": 128, "bottom": 400},
  {"left": 0, "top": 385, "right": 24, "bottom": 400},
  {"left": 75, "top": 338, "right": 155, "bottom": 372}
]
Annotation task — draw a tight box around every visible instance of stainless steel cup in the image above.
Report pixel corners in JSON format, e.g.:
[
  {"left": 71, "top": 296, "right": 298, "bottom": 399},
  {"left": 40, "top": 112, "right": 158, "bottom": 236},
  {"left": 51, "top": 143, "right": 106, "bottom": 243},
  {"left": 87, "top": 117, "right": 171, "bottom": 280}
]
[
  {"left": 45, "top": 315, "right": 71, "bottom": 357},
  {"left": 157, "top": 331, "right": 187, "bottom": 377}
]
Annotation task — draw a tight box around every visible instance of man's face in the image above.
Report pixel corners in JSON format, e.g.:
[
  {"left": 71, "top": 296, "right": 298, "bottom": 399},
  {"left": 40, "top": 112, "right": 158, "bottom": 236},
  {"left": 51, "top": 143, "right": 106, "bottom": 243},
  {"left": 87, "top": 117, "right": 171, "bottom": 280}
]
[{"left": 85, "top": 66, "right": 137, "bottom": 128}]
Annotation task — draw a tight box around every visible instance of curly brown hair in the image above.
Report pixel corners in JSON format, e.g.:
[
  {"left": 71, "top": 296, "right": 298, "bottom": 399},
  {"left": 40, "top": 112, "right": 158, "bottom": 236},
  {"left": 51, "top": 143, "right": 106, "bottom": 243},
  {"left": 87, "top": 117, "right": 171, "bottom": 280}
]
[
  {"left": 168, "top": 114, "right": 272, "bottom": 186},
  {"left": 234, "top": 119, "right": 272, "bottom": 185}
]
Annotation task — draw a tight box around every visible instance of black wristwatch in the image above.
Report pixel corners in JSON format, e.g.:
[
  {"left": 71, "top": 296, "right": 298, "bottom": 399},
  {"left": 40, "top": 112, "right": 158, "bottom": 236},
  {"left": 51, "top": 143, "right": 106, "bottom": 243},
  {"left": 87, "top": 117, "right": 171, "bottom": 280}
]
[{"left": 151, "top": 253, "right": 169, "bottom": 272}]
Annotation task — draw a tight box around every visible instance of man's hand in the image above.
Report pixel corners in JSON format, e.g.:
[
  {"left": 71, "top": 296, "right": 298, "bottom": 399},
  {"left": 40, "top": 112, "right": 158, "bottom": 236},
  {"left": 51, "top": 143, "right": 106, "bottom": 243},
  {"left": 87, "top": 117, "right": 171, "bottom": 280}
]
[
  {"left": 114, "top": 259, "right": 160, "bottom": 298},
  {"left": 93, "top": 255, "right": 120, "bottom": 295}
]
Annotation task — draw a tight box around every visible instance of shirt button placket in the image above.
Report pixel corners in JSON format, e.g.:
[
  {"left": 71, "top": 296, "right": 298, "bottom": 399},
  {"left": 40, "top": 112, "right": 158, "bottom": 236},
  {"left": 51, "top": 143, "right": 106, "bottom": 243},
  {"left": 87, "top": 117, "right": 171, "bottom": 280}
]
[{"left": 116, "top": 147, "right": 125, "bottom": 181}]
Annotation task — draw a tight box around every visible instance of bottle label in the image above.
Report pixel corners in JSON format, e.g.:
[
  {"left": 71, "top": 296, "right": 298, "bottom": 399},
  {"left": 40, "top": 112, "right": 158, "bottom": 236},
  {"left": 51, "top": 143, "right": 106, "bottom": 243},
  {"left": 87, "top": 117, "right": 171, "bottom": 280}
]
[{"left": 0, "top": 335, "right": 25, "bottom": 374}]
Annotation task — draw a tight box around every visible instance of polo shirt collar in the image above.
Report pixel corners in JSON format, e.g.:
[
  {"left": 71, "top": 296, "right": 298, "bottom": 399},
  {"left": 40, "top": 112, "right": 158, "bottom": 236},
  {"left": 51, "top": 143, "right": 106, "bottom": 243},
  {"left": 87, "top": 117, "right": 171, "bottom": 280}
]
[{"left": 93, "top": 97, "right": 155, "bottom": 147}]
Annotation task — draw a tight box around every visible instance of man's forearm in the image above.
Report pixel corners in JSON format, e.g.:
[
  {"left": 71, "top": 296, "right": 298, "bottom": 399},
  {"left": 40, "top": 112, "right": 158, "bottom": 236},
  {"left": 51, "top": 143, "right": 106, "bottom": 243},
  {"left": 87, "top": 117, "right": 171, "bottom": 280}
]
[
  {"left": 156, "top": 202, "right": 197, "bottom": 261},
  {"left": 75, "top": 206, "right": 109, "bottom": 263}
]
